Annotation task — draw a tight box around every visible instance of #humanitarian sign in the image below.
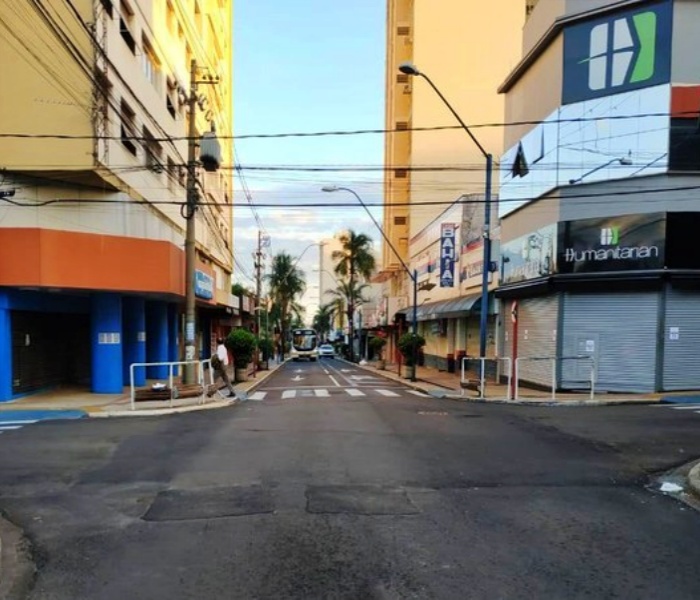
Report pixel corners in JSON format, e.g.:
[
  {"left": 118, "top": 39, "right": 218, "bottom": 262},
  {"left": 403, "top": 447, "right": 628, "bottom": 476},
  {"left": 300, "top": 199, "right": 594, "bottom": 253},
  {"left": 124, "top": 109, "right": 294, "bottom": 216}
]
[{"left": 440, "top": 223, "right": 456, "bottom": 287}]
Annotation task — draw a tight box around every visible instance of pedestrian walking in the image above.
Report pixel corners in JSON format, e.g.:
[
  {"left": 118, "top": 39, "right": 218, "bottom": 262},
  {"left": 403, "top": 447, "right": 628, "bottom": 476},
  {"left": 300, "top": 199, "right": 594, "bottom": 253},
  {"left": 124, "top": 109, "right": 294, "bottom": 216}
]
[{"left": 210, "top": 337, "right": 236, "bottom": 397}]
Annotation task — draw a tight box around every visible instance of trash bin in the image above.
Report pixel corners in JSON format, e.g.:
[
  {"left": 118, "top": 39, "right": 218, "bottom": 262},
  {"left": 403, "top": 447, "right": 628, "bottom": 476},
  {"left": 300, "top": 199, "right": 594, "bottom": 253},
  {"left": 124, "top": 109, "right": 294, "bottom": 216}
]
[{"left": 447, "top": 353, "right": 455, "bottom": 374}]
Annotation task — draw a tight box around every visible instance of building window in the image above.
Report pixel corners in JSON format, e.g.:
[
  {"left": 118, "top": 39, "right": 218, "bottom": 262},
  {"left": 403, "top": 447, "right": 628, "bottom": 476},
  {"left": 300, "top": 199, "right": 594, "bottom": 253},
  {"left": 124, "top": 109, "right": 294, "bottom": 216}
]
[
  {"left": 143, "top": 127, "right": 163, "bottom": 172},
  {"left": 141, "top": 35, "right": 160, "bottom": 88},
  {"left": 119, "top": 1, "right": 136, "bottom": 54},
  {"left": 394, "top": 216, "right": 407, "bottom": 226},
  {"left": 397, "top": 25, "right": 411, "bottom": 36},
  {"left": 396, "top": 73, "right": 409, "bottom": 84},
  {"left": 120, "top": 100, "right": 137, "bottom": 156},
  {"left": 669, "top": 118, "right": 700, "bottom": 171},
  {"left": 395, "top": 121, "right": 409, "bottom": 131},
  {"left": 394, "top": 168, "right": 407, "bottom": 179},
  {"left": 100, "top": 0, "right": 113, "bottom": 18},
  {"left": 166, "top": 0, "right": 176, "bottom": 35},
  {"left": 167, "top": 157, "right": 177, "bottom": 191}
]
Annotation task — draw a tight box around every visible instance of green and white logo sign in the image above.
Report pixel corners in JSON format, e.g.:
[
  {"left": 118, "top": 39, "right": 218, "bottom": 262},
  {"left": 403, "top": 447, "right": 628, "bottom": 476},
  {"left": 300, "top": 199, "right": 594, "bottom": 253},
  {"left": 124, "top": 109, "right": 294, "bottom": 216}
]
[{"left": 563, "top": 1, "right": 671, "bottom": 104}]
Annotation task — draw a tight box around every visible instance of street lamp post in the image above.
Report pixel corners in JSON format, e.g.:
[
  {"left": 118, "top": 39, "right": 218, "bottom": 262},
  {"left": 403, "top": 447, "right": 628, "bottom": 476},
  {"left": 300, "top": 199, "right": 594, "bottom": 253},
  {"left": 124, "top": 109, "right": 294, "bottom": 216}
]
[
  {"left": 321, "top": 186, "right": 419, "bottom": 381},
  {"left": 399, "top": 62, "right": 493, "bottom": 361}
]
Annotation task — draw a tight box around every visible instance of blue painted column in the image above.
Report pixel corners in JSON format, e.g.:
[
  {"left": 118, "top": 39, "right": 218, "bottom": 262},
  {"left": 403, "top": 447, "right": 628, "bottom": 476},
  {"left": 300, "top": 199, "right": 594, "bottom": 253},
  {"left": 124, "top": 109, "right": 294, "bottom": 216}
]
[
  {"left": 122, "top": 297, "right": 146, "bottom": 387},
  {"left": 0, "top": 291, "right": 12, "bottom": 402},
  {"left": 91, "top": 293, "right": 124, "bottom": 394},
  {"left": 146, "top": 301, "right": 169, "bottom": 380},
  {"left": 168, "top": 304, "right": 180, "bottom": 376}
]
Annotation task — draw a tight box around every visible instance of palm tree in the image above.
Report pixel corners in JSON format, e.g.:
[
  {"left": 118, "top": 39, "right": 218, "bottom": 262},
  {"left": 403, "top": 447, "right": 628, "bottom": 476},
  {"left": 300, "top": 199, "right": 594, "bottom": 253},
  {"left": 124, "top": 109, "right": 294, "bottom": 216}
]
[
  {"left": 331, "top": 230, "right": 375, "bottom": 361},
  {"left": 312, "top": 303, "right": 334, "bottom": 340},
  {"left": 266, "top": 252, "right": 306, "bottom": 358}
]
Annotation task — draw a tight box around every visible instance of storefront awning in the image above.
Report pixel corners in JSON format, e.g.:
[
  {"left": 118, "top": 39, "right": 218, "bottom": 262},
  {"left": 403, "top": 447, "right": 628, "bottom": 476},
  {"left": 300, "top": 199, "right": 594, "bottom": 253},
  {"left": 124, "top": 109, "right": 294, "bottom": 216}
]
[{"left": 396, "top": 292, "right": 495, "bottom": 322}]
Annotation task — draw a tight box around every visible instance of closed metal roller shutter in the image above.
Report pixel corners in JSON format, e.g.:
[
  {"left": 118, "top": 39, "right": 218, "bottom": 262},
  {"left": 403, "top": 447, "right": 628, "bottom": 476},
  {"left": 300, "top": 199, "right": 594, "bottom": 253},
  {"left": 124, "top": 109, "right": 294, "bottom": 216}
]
[
  {"left": 503, "top": 295, "right": 559, "bottom": 387},
  {"left": 561, "top": 292, "right": 658, "bottom": 393},
  {"left": 663, "top": 288, "right": 700, "bottom": 390}
]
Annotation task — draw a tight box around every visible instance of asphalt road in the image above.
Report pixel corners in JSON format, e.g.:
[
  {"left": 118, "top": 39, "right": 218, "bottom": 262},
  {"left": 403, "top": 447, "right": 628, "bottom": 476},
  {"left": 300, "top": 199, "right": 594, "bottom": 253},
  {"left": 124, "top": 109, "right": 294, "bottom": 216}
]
[{"left": 1, "top": 359, "right": 700, "bottom": 599}]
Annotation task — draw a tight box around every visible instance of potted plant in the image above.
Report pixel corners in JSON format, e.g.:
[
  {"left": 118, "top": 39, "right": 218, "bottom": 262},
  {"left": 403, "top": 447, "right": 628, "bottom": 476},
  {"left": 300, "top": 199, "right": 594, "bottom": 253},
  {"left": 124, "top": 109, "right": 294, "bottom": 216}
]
[
  {"left": 258, "top": 336, "right": 275, "bottom": 370},
  {"left": 397, "top": 332, "right": 426, "bottom": 379},
  {"left": 369, "top": 336, "right": 388, "bottom": 370},
  {"left": 226, "top": 328, "right": 257, "bottom": 382}
]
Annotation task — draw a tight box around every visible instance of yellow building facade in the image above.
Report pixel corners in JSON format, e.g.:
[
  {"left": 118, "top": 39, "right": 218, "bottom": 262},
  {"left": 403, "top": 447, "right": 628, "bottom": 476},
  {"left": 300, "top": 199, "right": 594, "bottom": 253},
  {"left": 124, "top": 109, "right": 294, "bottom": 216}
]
[
  {"left": 382, "top": 0, "right": 522, "bottom": 370},
  {"left": 0, "top": 0, "right": 233, "bottom": 399}
]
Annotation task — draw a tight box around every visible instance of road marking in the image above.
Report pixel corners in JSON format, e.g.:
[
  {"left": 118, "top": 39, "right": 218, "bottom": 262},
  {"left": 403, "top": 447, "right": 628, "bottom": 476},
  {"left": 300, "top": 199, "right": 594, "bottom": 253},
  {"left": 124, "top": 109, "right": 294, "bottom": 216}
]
[
  {"left": 291, "top": 375, "right": 305, "bottom": 382},
  {"left": 248, "top": 392, "right": 267, "bottom": 401},
  {"left": 346, "top": 389, "right": 365, "bottom": 397},
  {"left": 408, "top": 390, "right": 429, "bottom": 397},
  {"left": 375, "top": 389, "right": 400, "bottom": 397},
  {"left": 315, "top": 389, "right": 330, "bottom": 397},
  {"left": 0, "top": 425, "right": 23, "bottom": 430},
  {"left": 350, "top": 375, "right": 378, "bottom": 381},
  {"left": 669, "top": 405, "right": 700, "bottom": 410},
  {"left": 0, "top": 420, "right": 39, "bottom": 425},
  {"left": 329, "top": 375, "right": 340, "bottom": 387},
  {"left": 282, "top": 390, "right": 296, "bottom": 399}
]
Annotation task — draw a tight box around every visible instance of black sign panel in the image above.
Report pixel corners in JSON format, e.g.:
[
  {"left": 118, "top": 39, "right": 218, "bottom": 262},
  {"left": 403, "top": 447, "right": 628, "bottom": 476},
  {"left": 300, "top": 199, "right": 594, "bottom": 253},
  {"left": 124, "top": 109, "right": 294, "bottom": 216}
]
[{"left": 557, "top": 213, "right": 665, "bottom": 274}]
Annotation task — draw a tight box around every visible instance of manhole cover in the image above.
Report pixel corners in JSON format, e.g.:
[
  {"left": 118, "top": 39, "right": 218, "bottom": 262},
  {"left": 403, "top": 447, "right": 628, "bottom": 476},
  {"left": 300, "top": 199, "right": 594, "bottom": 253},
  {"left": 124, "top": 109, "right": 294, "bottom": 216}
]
[
  {"left": 143, "top": 485, "right": 274, "bottom": 521},
  {"left": 306, "top": 485, "right": 419, "bottom": 515}
]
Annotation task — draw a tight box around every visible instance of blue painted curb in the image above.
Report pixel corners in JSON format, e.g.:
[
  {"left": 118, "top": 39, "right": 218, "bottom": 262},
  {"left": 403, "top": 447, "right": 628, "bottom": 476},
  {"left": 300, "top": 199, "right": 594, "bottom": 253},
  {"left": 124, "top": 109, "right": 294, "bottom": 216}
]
[
  {"left": 0, "top": 410, "right": 88, "bottom": 421},
  {"left": 659, "top": 396, "right": 700, "bottom": 404}
]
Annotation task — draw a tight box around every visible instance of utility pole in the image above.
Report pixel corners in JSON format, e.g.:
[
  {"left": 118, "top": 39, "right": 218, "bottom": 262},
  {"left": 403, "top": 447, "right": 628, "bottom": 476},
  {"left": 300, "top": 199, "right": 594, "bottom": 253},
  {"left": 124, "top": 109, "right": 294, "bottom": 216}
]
[
  {"left": 254, "top": 230, "right": 263, "bottom": 373},
  {"left": 183, "top": 59, "right": 220, "bottom": 383},
  {"left": 183, "top": 58, "right": 199, "bottom": 384}
]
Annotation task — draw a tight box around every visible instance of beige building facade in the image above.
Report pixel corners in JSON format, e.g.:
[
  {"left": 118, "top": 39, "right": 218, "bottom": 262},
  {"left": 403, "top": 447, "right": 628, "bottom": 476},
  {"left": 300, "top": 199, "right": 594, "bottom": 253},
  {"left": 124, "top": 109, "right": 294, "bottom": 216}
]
[
  {"left": 381, "top": 0, "right": 523, "bottom": 369},
  {"left": 0, "top": 0, "right": 233, "bottom": 398}
]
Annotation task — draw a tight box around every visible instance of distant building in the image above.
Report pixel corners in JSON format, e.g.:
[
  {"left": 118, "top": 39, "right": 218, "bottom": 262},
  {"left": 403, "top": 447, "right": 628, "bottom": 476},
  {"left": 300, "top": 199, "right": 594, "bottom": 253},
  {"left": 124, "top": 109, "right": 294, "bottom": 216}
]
[{"left": 0, "top": 0, "right": 233, "bottom": 399}]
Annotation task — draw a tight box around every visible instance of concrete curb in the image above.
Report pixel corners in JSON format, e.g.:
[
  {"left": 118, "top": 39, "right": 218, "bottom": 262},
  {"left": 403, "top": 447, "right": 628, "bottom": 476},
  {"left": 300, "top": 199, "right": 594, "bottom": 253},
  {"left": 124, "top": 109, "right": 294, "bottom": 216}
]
[
  {"left": 688, "top": 462, "right": 700, "bottom": 499},
  {"left": 87, "top": 361, "right": 286, "bottom": 418}
]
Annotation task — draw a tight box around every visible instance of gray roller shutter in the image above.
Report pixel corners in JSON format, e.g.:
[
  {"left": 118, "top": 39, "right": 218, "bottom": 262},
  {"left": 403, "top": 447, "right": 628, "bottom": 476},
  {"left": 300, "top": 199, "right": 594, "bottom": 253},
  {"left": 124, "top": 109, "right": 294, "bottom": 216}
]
[
  {"left": 504, "top": 294, "right": 559, "bottom": 387},
  {"left": 663, "top": 289, "right": 700, "bottom": 390},
  {"left": 561, "top": 292, "right": 658, "bottom": 393}
]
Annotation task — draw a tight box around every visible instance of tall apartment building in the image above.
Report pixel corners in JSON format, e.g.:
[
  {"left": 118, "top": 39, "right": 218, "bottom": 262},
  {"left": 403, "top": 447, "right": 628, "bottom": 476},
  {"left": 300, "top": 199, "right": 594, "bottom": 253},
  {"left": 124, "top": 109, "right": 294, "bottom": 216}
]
[
  {"left": 381, "top": 0, "right": 522, "bottom": 368},
  {"left": 0, "top": 0, "right": 233, "bottom": 399},
  {"left": 497, "top": 0, "right": 700, "bottom": 392}
]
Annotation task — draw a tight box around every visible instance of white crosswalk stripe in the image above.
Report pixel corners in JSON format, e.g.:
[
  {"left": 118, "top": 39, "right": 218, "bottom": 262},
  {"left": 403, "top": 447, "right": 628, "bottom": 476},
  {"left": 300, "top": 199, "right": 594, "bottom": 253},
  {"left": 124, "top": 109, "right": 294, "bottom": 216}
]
[{"left": 259, "top": 387, "right": 419, "bottom": 401}]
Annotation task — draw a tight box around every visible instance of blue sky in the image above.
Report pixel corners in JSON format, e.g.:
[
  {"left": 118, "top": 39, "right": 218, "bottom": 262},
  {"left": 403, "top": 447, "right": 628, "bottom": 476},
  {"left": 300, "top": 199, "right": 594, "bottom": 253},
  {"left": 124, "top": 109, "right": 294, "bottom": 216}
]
[{"left": 233, "top": 0, "right": 386, "bottom": 312}]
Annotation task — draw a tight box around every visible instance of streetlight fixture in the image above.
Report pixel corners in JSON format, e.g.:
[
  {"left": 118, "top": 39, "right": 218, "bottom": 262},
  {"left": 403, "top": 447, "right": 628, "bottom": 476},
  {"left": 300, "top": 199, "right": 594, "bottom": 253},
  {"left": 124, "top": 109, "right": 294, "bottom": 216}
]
[
  {"left": 398, "top": 61, "right": 493, "bottom": 362},
  {"left": 321, "top": 185, "right": 419, "bottom": 380},
  {"left": 569, "top": 156, "right": 633, "bottom": 185}
]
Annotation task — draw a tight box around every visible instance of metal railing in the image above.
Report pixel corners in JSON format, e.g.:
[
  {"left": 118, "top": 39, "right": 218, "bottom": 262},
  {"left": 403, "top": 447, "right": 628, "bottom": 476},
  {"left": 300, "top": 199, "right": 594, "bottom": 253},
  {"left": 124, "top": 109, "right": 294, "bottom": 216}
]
[
  {"left": 129, "top": 359, "right": 213, "bottom": 411},
  {"left": 514, "top": 355, "right": 595, "bottom": 401},
  {"left": 460, "top": 357, "right": 512, "bottom": 400}
]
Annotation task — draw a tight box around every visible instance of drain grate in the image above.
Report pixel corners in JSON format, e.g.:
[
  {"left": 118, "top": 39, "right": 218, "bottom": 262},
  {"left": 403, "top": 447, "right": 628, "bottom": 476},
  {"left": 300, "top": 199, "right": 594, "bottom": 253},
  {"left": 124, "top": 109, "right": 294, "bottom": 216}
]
[
  {"left": 306, "top": 485, "right": 419, "bottom": 515},
  {"left": 143, "top": 485, "right": 274, "bottom": 521}
]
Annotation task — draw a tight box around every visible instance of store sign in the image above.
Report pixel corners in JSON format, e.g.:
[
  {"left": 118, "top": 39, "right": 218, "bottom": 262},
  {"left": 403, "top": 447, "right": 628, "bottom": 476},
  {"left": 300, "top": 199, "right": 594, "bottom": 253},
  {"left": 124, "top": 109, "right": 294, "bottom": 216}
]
[
  {"left": 194, "top": 270, "right": 214, "bottom": 299},
  {"left": 557, "top": 213, "right": 665, "bottom": 273},
  {"left": 562, "top": 0, "right": 672, "bottom": 104},
  {"left": 440, "top": 223, "right": 456, "bottom": 287}
]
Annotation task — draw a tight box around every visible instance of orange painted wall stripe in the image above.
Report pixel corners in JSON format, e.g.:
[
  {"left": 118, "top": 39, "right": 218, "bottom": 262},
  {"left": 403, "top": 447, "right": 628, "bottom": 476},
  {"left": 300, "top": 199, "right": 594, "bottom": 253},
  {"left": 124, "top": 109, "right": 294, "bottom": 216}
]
[
  {"left": 671, "top": 86, "right": 700, "bottom": 117},
  {"left": 0, "top": 228, "right": 185, "bottom": 295}
]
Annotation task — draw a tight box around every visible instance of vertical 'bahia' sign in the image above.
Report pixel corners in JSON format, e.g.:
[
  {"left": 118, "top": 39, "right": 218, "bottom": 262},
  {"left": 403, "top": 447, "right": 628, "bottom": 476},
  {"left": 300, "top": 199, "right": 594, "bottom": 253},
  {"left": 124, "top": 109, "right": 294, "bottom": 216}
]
[
  {"left": 562, "top": 0, "right": 672, "bottom": 105},
  {"left": 440, "top": 223, "right": 456, "bottom": 287}
]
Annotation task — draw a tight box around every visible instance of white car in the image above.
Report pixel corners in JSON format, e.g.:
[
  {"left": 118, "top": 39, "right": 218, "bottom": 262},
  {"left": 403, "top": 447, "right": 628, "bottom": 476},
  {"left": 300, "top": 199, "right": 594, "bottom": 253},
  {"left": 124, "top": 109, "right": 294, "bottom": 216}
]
[{"left": 318, "top": 343, "right": 335, "bottom": 358}]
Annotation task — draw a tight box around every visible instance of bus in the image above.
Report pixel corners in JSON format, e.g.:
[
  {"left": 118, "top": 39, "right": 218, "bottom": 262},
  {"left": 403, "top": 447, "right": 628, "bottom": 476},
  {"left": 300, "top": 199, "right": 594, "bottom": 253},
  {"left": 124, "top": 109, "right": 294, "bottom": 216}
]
[{"left": 290, "top": 328, "right": 318, "bottom": 361}]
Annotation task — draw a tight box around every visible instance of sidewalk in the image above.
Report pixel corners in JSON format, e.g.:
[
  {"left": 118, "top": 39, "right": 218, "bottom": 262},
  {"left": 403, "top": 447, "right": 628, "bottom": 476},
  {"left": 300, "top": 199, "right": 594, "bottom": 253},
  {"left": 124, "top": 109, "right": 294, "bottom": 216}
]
[
  {"left": 0, "top": 360, "right": 286, "bottom": 418},
  {"left": 357, "top": 360, "right": 661, "bottom": 406}
]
